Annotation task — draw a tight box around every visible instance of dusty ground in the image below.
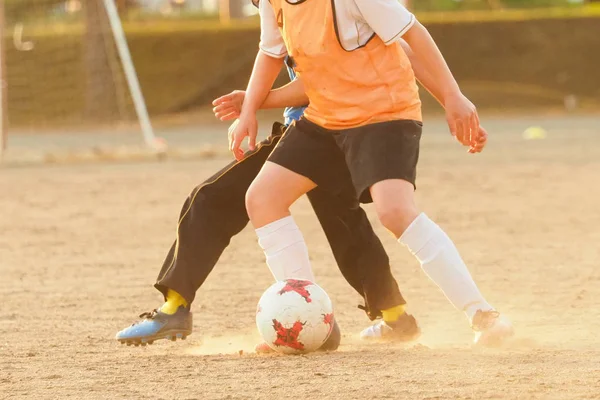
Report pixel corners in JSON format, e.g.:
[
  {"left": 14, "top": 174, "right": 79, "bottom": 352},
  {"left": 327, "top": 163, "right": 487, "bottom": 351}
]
[{"left": 1, "top": 115, "right": 600, "bottom": 399}]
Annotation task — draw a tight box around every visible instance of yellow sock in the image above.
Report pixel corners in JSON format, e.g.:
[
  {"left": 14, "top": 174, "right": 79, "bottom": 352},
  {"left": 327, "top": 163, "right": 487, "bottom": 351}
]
[
  {"left": 160, "top": 289, "right": 188, "bottom": 315},
  {"left": 382, "top": 304, "right": 406, "bottom": 323}
]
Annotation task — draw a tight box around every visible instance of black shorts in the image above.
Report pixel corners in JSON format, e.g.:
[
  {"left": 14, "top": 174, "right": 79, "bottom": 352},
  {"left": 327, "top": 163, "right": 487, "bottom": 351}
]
[{"left": 267, "top": 118, "right": 422, "bottom": 203}]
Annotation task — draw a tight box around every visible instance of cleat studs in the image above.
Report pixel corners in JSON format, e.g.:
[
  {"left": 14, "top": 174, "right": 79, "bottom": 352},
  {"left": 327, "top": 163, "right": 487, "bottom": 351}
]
[
  {"left": 148, "top": 340, "right": 154, "bottom": 345},
  {"left": 181, "top": 336, "right": 187, "bottom": 341},
  {"left": 126, "top": 342, "right": 132, "bottom": 346},
  {"left": 170, "top": 336, "right": 176, "bottom": 342},
  {"left": 176, "top": 333, "right": 183, "bottom": 339},
  {"left": 141, "top": 343, "right": 147, "bottom": 346}
]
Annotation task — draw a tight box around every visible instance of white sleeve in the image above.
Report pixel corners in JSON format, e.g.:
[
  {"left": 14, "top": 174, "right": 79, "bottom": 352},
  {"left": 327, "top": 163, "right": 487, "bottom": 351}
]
[
  {"left": 258, "top": 0, "right": 288, "bottom": 58},
  {"left": 353, "top": 0, "right": 416, "bottom": 45}
]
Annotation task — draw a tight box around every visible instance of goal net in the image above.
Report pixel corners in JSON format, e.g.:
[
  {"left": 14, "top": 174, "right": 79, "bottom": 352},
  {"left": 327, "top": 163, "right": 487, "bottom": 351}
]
[{"left": 0, "top": 0, "right": 156, "bottom": 162}]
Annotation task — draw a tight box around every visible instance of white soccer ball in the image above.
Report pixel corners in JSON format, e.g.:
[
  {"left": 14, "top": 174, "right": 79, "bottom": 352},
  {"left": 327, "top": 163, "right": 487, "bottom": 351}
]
[{"left": 256, "top": 279, "right": 334, "bottom": 354}]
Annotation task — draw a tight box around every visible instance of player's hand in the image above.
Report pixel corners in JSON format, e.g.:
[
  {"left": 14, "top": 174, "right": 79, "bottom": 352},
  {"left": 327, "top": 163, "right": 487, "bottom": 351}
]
[
  {"left": 212, "top": 90, "right": 246, "bottom": 121},
  {"left": 468, "top": 126, "right": 488, "bottom": 154},
  {"left": 228, "top": 113, "right": 258, "bottom": 161},
  {"left": 444, "top": 92, "right": 480, "bottom": 148}
]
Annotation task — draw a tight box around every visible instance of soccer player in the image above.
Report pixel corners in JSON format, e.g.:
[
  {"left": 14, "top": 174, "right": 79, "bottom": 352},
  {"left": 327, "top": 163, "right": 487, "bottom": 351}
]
[
  {"left": 115, "top": 53, "right": 422, "bottom": 348},
  {"left": 115, "top": 28, "right": 489, "bottom": 348},
  {"left": 231, "top": 0, "right": 514, "bottom": 346}
]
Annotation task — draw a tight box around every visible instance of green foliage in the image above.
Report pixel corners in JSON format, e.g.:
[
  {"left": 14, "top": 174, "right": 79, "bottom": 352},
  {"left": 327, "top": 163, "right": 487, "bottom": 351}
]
[{"left": 412, "top": 0, "right": 578, "bottom": 12}]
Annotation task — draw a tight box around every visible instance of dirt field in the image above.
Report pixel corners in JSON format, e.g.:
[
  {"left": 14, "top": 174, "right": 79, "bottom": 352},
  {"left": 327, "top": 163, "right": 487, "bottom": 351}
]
[{"left": 1, "top": 115, "right": 600, "bottom": 399}]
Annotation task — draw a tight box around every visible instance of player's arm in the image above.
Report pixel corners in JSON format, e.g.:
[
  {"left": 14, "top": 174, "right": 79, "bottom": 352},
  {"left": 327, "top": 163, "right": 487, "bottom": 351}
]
[
  {"left": 402, "top": 22, "right": 480, "bottom": 147},
  {"left": 398, "top": 39, "right": 441, "bottom": 106},
  {"left": 228, "top": 0, "right": 286, "bottom": 160},
  {"left": 228, "top": 52, "right": 283, "bottom": 159},
  {"left": 241, "top": 53, "right": 284, "bottom": 115},
  {"left": 262, "top": 79, "right": 308, "bottom": 109},
  {"left": 397, "top": 38, "right": 486, "bottom": 153},
  {"left": 355, "top": 0, "right": 480, "bottom": 148},
  {"left": 213, "top": 79, "right": 308, "bottom": 121}
]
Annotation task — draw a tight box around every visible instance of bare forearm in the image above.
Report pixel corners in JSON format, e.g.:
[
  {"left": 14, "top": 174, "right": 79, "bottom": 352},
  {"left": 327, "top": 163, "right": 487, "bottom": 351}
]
[
  {"left": 262, "top": 79, "right": 309, "bottom": 109},
  {"left": 399, "top": 39, "right": 443, "bottom": 108},
  {"left": 402, "top": 21, "right": 461, "bottom": 105},
  {"left": 243, "top": 52, "right": 285, "bottom": 114}
]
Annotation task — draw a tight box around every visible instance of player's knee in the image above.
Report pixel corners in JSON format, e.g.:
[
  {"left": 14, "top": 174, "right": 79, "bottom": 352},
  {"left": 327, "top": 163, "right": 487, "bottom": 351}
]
[
  {"left": 245, "top": 180, "right": 275, "bottom": 223},
  {"left": 245, "top": 182, "right": 262, "bottom": 217},
  {"left": 371, "top": 180, "right": 419, "bottom": 237},
  {"left": 246, "top": 179, "right": 293, "bottom": 226},
  {"left": 376, "top": 204, "right": 419, "bottom": 238}
]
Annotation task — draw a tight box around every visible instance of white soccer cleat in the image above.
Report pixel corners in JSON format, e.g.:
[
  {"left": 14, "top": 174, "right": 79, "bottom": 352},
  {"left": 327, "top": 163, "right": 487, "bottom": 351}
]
[
  {"left": 471, "top": 310, "right": 514, "bottom": 347},
  {"left": 360, "top": 321, "right": 389, "bottom": 339},
  {"left": 360, "top": 313, "right": 420, "bottom": 342}
]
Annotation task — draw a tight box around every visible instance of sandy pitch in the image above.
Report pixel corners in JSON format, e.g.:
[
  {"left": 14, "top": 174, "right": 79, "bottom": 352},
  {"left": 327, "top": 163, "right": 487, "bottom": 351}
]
[{"left": 2, "top": 116, "right": 600, "bottom": 399}]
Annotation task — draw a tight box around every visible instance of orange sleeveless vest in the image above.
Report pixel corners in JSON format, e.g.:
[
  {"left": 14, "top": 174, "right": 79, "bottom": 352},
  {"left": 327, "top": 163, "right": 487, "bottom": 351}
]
[{"left": 270, "top": 0, "right": 422, "bottom": 130}]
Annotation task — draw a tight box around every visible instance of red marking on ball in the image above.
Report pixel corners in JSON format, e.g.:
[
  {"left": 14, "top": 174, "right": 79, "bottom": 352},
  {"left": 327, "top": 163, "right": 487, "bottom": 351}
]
[
  {"left": 278, "top": 279, "right": 313, "bottom": 303},
  {"left": 323, "top": 313, "right": 334, "bottom": 335},
  {"left": 272, "top": 319, "right": 305, "bottom": 350}
]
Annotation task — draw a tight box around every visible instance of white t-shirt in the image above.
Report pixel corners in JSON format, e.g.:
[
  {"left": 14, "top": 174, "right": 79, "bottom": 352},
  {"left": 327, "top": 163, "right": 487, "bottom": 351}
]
[{"left": 259, "top": 0, "right": 416, "bottom": 58}]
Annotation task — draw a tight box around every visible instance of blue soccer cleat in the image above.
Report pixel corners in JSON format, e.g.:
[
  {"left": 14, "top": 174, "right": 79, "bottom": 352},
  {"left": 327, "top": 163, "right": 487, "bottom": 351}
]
[{"left": 116, "top": 306, "right": 192, "bottom": 346}]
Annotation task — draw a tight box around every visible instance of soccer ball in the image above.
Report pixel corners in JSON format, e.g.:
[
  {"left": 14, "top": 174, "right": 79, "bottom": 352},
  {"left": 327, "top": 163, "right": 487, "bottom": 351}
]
[{"left": 256, "top": 279, "right": 334, "bottom": 354}]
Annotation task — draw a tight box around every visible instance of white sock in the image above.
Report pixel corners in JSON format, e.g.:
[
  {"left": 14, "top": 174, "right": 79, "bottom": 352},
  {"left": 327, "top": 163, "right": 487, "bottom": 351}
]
[
  {"left": 399, "top": 213, "right": 493, "bottom": 322},
  {"left": 255, "top": 216, "right": 315, "bottom": 282}
]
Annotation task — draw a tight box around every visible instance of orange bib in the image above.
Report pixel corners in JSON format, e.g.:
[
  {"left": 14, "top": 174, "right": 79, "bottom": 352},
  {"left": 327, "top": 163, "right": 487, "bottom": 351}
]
[{"left": 271, "top": 0, "right": 422, "bottom": 130}]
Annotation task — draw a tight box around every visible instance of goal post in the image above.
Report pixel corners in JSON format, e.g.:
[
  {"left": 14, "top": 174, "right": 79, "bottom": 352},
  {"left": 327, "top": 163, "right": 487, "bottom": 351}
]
[
  {"left": 0, "top": 0, "right": 7, "bottom": 160},
  {"left": 100, "top": 0, "right": 156, "bottom": 148}
]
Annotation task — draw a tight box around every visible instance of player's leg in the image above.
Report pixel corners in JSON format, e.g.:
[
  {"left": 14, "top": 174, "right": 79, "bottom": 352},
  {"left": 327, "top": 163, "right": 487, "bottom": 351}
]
[
  {"left": 245, "top": 161, "right": 316, "bottom": 280},
  {"left": 153, "top": 142, "right": 280, "bottom": 303},
  {"left": 247, "top": 120, "right": 420, "bottom": 348},
  {"left": 245, "top": 160, "right": 318, "bottom": 353},
  {"left": 307, "top": 186, "right": 386, "bottom": 309},
  {"left": 371, "top": 180, "right": 513, "bottom": 346},
  {"left": 246, "top": 117, "right": 361, "bottom": 284},
  {"left": 338, "top": 120, "right": 513, "bottom": 346},
  {"left": 306, "top": 135, "right": 420, "bottom": 339},
  {"left": 115, "top": 123, "right": 286, "bottom": 346},
  {"left": 306, "top": 186, "right": 420, "bottom": 343},
  {"left": 246, "top": 120, "right": 351, "bottom": 353}
]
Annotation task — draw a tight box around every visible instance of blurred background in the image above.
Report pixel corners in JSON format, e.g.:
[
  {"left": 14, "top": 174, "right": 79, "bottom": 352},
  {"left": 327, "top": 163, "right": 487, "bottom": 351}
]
[
  {"left": 3, "top": 3, "right": 600, "bottom": 398},
  {"left": 0, "top": 0, "right": 599, "bottom": 160}
]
